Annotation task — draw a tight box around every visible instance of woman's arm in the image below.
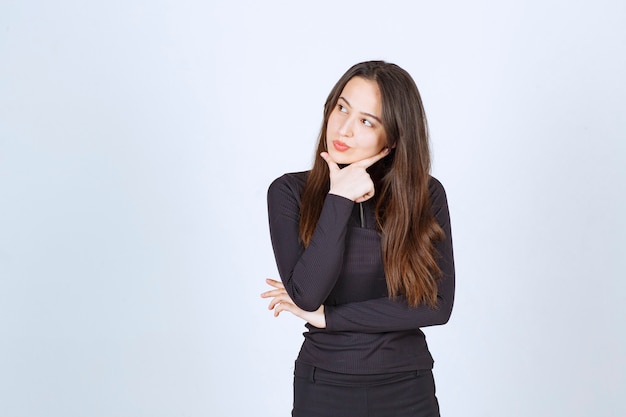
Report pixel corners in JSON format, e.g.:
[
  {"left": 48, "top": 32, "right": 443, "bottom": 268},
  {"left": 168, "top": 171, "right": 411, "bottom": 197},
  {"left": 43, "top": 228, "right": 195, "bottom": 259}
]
[
  {"left": 325, "top": 177, "right": 455, "bottom": 333},
  {"left": 267, "top": 174, "right": 354, "bottom": 312},
  {"left": 268, "top": 150, "right": 390, "bottom": 312}
]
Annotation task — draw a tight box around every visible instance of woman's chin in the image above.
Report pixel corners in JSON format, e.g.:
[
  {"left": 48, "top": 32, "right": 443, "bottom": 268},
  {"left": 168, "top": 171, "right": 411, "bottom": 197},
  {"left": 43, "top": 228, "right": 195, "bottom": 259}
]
[{"left": 327, "top": 151, "right": 355, "bottom": 165}]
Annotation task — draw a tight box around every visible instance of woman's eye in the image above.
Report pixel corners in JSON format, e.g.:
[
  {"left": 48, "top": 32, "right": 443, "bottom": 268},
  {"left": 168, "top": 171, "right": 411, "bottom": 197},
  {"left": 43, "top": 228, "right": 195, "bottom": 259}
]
[
  {"left": 338, "top": 104, "right": 347, "bottom": 113},
  {"left": 362, "top": 119, "right": 373, "bottom": 127}
]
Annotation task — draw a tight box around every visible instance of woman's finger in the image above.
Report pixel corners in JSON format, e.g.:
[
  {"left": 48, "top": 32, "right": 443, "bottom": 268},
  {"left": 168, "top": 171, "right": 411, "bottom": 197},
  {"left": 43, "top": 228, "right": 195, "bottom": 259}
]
[
  {"left": 354, "top": 147, "right": 390, "bottom": 168},
  {"left": 320, "top": 152, "right": 340, "bottom": 173},
  {"left": 260, "top": 288, "right": 287, "bottom": 298},
  {"left": 273, "top": 300, "right": 295, "bottom": 317},
  {"left": 354, "top": 190, "right": 374, "bottom": 203},
  {"left": 265, "top": 278, "right": 284, "bottom": 289},
  {"left": 269, "top": 296, "right": 290, "bottom": 312},
  {"left": 261, "top": 278, "right": 287, "bottom": 298},
  {"left": 275, "top": 302, "right": 303, "bottom": 318},
  {"left": 267, "top": 293, "right": 293, "bottom": 310}
]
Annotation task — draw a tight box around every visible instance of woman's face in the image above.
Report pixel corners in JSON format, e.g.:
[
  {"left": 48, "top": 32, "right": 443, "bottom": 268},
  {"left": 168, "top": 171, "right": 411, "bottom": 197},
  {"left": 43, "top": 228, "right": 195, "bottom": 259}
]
[{"left": 326, "top": 76, "right": 387, "bottom": 165}]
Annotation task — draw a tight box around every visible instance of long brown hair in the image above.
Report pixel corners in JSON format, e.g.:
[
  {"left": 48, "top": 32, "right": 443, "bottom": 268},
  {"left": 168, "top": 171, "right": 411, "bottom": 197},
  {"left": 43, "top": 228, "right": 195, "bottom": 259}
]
[{"left": 299, "top": 61, "right": 444, "bottom": 307}]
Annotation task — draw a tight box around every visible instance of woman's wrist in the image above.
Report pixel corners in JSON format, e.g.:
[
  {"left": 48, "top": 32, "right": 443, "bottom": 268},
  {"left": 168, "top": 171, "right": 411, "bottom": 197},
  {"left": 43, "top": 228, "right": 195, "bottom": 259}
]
[{"left": 328, "top": 188, "right": 355, "bottom": 201}]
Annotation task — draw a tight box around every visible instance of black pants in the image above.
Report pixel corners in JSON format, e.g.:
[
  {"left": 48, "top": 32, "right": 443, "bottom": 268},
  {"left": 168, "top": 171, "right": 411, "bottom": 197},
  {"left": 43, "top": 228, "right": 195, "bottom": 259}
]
[{"left": 292, "top": 362, "right": 440, "bottom": 417}]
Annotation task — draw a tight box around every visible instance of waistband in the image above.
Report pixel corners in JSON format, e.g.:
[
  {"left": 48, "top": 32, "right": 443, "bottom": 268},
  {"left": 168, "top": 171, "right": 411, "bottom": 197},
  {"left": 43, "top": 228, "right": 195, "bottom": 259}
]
[{"left": 294, "top": 361, "right": 429, "bottom": 387}]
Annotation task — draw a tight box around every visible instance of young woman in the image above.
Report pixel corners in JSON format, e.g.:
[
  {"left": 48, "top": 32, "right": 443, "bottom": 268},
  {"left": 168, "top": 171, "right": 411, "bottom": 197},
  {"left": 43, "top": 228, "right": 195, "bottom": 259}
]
[{"left": 261, "top": 61, "right": 455, "bottom": 417}]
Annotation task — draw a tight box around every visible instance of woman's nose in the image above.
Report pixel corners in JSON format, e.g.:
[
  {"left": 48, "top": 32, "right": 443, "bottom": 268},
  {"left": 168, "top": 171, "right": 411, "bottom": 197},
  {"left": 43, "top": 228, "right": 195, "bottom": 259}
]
[{"left": 338, "top": 117, "right": 354, "bottom": 137}]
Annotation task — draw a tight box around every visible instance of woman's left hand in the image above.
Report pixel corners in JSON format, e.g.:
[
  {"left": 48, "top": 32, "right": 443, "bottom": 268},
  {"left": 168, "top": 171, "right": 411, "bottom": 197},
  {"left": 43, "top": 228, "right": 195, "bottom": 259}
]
[{"left": 261, "top": 278, "right": 326, "bottom": 329}]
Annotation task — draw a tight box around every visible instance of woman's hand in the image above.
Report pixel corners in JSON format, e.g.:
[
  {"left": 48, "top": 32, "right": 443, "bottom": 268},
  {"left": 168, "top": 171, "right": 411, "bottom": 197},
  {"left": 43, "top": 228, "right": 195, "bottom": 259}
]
[
  {"left": 260, "top": 278, "right": 326, "bottom": 329},
  {"left": 321, "top": 148, "right": 389, "bottom": 203}
]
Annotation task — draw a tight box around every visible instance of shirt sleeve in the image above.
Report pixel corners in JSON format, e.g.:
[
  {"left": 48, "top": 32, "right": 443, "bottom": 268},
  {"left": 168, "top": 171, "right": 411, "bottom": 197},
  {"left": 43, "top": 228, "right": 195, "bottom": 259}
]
[
  {"left": 267, "top": 174, "right": 355, "bottom": 312},
  {"left": 324, "top": 177, "right": 455, "bottom": 332}
]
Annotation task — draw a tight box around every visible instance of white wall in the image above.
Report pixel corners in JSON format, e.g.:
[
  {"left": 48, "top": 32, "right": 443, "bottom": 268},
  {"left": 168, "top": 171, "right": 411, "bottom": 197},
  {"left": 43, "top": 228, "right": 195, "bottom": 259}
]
[{"left": 1, "top": 1, "right": 624, "bottom": 416}]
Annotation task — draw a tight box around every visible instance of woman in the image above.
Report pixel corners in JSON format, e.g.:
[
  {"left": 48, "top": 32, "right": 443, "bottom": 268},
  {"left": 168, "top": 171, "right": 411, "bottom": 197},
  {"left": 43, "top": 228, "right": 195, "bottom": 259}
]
[{"left": 261, "top": 61, "right": 454, "bottom": 417}]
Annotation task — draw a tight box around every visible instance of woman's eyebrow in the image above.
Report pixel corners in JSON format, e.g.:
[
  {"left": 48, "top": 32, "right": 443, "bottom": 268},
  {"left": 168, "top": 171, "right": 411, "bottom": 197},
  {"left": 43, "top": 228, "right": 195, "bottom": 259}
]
[
  {"left": 362, "top": 111, "right": 382, "bottom": 124},
  {"left": 338, "top": 97, "right": 382, "bottom": 124},
  {"left": 338, "top": 96, "right": 352, "bottom": 107}
]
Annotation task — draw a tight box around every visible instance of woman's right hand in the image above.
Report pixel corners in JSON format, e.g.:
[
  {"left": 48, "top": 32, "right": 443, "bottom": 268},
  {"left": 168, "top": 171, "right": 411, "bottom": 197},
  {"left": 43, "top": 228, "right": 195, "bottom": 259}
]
[
  {"left": 261, "top": 278, "right": 326, "bottom": 328},
  {"left": 320, "top": 148, "right": 389, "bottom": 203}
]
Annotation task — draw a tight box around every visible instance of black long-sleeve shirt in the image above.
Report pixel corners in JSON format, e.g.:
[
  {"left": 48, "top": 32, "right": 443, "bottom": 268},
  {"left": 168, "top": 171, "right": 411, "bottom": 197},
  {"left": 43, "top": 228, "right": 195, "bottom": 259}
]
[{"left": 268, "top": 171, "right": 455, "bottom": 374}]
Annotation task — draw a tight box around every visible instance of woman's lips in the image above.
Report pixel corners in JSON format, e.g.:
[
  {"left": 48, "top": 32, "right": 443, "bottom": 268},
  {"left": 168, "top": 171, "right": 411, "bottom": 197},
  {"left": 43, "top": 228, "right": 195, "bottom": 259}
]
[{"left": 333, "top": 140, "right": 349, "bottom": 152}]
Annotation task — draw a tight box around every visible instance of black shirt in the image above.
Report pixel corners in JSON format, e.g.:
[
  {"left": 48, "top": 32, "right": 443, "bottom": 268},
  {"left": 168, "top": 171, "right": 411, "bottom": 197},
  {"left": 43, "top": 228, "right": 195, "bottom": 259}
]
[{"left": 268, "top": 171, "right": 455, "bottom": 374}]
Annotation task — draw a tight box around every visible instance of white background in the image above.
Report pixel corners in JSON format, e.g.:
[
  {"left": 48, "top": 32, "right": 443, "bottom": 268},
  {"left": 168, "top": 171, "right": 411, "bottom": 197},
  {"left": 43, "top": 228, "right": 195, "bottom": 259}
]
[{"left": 1, "top": 1, "right": 625, "bottom": 416}]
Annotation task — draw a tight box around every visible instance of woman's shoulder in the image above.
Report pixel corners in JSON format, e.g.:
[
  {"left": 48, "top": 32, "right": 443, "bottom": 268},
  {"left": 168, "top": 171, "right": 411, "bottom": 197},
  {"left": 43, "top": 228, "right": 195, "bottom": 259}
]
[
  {"left": 268, "top": 171, "right": 310, "bottom": 200},
  {"left": 428, "top": 175, "right": 451, "bottom": 220},
  {"left": 428, "top": 175, "right": 449, "bottom": 205},
  {"left": 428, "top": 175, "right": 446, "bottom": 194}
]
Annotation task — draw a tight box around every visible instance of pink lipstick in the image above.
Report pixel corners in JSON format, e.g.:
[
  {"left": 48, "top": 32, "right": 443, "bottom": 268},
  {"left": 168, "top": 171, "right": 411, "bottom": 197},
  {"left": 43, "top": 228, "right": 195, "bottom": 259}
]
[{"left": 333, "top": 140, "right": 349, "bottom": 152}]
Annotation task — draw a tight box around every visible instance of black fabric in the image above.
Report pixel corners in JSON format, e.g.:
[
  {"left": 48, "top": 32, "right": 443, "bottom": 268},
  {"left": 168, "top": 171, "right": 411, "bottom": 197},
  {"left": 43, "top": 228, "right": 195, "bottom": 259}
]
[
  {"left": 268, "top": 171, "right": 455, "bottom": 375},
  {"left": 292, "top": 362, "right": 440, "bottom": 417}
]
